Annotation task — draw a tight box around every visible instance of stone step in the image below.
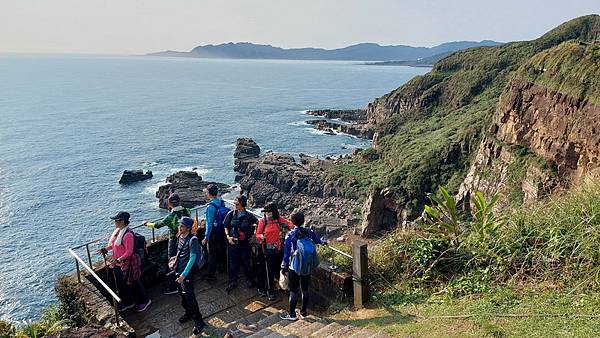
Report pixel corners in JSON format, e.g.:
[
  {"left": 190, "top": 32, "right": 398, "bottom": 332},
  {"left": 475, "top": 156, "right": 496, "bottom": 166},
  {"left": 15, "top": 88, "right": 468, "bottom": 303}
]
[
  {"left": 310, "top": 322, "right": 344, "bottom": 338},
  {"left": 347, "top": 328, "right": 376, "bottom": 338},
  {"left": 304, "top": 321, "right": 327, "bottom": 336},
  {"left": 247, "top": 328, "right": 278, "bottom": 338},
  {"left": 285, "top": 319, "right": 317, "bottom": 336},
  {"left": 257, "top": 313, "right": 286, "bottom": 330},
  {"left": 326, "top": 324, "right": 359, "bottom": 337},
  {"left": 367, "top": 331, "right": 390, "bottom": 338}
]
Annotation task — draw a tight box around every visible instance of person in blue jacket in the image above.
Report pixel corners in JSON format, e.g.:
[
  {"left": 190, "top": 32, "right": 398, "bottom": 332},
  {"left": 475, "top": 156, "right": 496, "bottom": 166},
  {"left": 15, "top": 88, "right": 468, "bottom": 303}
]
[
  {"left": 175, "top": 217, "right": 205, "bottom": 335},
  {"left": 279, "top": 212, "right": 326, "bottom": 321}
]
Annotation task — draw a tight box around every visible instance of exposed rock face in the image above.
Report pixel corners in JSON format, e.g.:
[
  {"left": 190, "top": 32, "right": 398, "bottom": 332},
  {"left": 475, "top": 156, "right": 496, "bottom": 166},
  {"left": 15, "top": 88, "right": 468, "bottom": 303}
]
[
  {"left": 118, "top": 170, "right": 153, "bottom": 184},
  {"left": 155, "top": 171, "right": 230, "bottom": 209},
  {"left": 360, "top": 189, "right": 398, "bottom": 237},
  {"left": 494, "top": 80, "right": 600, "bottom": 181},
  {"left": 233, "top": 138, "right": 360, "bottom": 232},
  {"left": 306, "top": 109, "right": 368, "bottom": 122},
  {"left": 234, "top": 138, "right": 261, "bottom": 174},
  {"left": 458, "top": 79, "right": 599, "bottom": 206},
  {"left": 305, "top": 119, "right": 375, "bottom": 139}
]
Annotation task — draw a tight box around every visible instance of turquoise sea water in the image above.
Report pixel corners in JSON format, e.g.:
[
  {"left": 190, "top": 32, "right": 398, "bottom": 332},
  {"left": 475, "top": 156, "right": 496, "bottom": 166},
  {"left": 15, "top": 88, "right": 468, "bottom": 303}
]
[{"left": 0, "top": 55, "right": 428, "bottom": 321}]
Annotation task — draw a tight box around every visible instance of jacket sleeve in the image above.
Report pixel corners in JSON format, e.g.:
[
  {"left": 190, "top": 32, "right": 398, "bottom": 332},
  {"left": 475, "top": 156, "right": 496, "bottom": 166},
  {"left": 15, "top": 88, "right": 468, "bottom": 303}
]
[
  {"left": 223, "top": 211, "right": 234, "bottom": 235},
  {"left": 117, "top": 232, "right": 134, "bottom": 261},
  {"left": 281, "top": 233, "right": 293, "bottom": 269},
  {"left": 310, "top": 229, "right": 323, "bottom": 245},
  {"left": 255, "top": 218, "right": 265, "bottom": 241},
  {"left": 281, "top": 217, "right": 294, "bottom": 230},
  {"left": 205, "top": 204, "right": 216, "bottom": 239},
  {"left": 147, "top": 213, "right": 173, "bottom": 229}
]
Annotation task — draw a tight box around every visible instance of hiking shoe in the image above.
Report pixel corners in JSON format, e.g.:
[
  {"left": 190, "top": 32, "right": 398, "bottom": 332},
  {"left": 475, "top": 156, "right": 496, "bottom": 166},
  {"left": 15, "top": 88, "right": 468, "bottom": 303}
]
[
  {"left": 267, "top": 292, "right": 276, "bottom": 301},
  {"left": 179, "top": 313, "right": 192, "bottom": 323},
  {"left": 257, "top": 289, "right": 267, "bottom": 297},
  {"left": 192, "top": 321, "right": 206, "bottom": 335},
  {"left": 118, "top": 303, "right": 134, "bottom": 312},
  {"left": 163, "top": 285, "right": 179, "bottom": 295},
  {"left": 136, "top": 299, "right": 151, "bottom": 312},
  {"left": 201, "top": 274, "right": 216, "bottom": 281},
  {"left": 225, "top": 283, "right": 237, "bottom": 292},
  {"left": 279, "top": 312, "right": 298, "bottom": 321}
]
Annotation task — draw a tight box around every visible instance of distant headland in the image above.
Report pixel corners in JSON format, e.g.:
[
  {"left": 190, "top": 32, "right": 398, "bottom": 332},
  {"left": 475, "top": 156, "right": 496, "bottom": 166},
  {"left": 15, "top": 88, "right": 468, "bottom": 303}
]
[{"left": 147, "top": 40, "right": 502, "bottom": 63}]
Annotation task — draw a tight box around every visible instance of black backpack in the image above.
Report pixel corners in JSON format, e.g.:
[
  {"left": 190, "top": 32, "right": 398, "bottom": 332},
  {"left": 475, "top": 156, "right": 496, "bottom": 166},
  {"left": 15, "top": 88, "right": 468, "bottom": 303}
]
[{"left": 128, "top": 229, "right": 147, "bottom": 261}]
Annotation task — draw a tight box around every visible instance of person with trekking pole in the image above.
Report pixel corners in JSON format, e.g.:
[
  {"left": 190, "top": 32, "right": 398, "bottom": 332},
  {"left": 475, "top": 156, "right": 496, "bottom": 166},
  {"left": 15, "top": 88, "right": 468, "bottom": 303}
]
[
  {"left": 98, "top": 211, "right": 151, "bottom": 313},
  {"left": 173, "top": 216, "right": 206, "bottom": 335},
  {"left": 279, "top": 212, "right": 326, "bottom": 321},
  {"left": 254, "top": 203, "right": 293, "bottom": 301},
  {"left": 223, "top": 195, "right": 258, "bottom": 292}
]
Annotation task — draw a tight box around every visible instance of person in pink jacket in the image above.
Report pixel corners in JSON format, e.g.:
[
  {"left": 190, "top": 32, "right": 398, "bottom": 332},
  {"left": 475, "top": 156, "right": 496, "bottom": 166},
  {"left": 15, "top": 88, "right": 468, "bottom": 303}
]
[{"left": 99, "top": 211, "right": 151, "bottom": 312}]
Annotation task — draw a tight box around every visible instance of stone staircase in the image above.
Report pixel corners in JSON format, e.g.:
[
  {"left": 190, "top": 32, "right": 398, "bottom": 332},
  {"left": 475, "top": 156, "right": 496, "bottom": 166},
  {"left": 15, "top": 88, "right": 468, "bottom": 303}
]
[{"left": 220, "top": 306, "right": 389, "bottom": 338}]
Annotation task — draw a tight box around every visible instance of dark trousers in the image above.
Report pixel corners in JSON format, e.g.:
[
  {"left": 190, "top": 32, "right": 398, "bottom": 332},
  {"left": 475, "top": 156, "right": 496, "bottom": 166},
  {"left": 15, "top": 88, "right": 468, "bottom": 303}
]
[
  {"left": 256, "top": 251, "right": 280, "bottom": 293},
  {"left": 207, "top": 232, "right": 226, "bottom": 276},
  {"left": 114, "top": 266, "right": 149, "bottom": 306},
  {"left": 228, "top": 241, "right": 253, "bottom": 283},
  {"left": 288, "top": 270, "right": 310, "bottom": 315},
  {"left": 178, "top": 269, "right": 203, "bottom": 326}
]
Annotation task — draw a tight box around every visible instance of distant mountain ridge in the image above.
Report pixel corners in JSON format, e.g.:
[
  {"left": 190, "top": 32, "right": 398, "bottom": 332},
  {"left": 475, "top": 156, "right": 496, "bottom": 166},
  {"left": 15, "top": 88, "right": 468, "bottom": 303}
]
[{"left": 148, "top": 40, "right": 502, "bottom": 61}]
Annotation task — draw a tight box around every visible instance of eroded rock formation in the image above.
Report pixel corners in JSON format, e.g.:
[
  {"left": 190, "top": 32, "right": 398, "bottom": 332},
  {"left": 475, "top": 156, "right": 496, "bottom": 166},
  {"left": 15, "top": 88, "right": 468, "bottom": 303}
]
[{"left": 155, "top": 171, "right": 230, "bottom": 209}]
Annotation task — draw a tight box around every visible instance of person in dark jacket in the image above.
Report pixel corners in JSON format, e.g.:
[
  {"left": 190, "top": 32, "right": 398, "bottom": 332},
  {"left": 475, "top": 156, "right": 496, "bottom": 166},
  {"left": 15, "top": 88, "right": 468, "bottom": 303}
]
[
  {"left": 175, "top": 217, "right": 206, "bottom": 335},
  {"left": 279, "top": 212, "right": 325, "bottom": 321},
  {"left": 144, "top": 193, "right": 191, "bottom": 294},
  {"left": 223, "top": 195, "right": 258, "bottom": 292}
]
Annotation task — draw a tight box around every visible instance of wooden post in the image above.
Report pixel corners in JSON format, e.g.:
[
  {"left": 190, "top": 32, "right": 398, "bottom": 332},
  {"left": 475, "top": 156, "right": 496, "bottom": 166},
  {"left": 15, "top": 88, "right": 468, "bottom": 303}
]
[{"left": 352, "top": 240, "right": 369, "bottom": 309}]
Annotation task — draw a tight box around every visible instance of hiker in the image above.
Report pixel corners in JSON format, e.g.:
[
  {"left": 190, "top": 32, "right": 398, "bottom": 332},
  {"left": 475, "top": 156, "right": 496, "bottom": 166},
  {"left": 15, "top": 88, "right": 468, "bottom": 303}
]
[
  {"left": 255, "top": 203, "right": 293, "bottom": 301},
  {"left": 279, "top": 212, "right": 325, "bottom": 320},
  {"left": 174, "top": 216, "right": 206, "bottom": 335},
  {"left": 223, "top": 195, "right": 258, "bottom": 291},
  {"left": 201, "top": 184, "right": 229, "bottom": 281},
  {"left": 99, "top": 211, "right": 151, "bottom": 312},
  {"left": 144, "top": 193, "right": 191, "bottom": 294}
]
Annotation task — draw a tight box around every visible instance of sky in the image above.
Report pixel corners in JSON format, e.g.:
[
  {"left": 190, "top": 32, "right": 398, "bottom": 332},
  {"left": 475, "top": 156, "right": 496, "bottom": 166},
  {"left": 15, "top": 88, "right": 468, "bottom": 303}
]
[{"left": 0, "top": 0, "right": 598, "bottom": 54}]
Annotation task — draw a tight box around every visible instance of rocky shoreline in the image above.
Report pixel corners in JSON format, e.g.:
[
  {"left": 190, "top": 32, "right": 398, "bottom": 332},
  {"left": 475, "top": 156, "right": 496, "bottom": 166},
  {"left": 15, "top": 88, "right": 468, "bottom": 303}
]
[
  {"left": 233, "top": 138, "right": 361, "bottom": 235},
  {"left": 305, "top": 109, "right": 374, "bottom": 140},
  {"left": 155, "top": 171, "right": 230, "bottom": 209}
]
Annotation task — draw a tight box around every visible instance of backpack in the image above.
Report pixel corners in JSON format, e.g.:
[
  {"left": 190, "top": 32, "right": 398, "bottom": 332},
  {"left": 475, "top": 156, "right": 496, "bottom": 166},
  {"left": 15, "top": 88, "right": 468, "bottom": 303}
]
[
  {"left": 290, "top": 229, "right": 319, "bottom": 276},
  {"left": 127, "top": 229, "right": 147, "bottom": 261},
  {"left": 190, "top": 237, "right": 206, "bottom": 270},
  {"left": 209, "top": 199, "right": 231, "bottom": 231}
]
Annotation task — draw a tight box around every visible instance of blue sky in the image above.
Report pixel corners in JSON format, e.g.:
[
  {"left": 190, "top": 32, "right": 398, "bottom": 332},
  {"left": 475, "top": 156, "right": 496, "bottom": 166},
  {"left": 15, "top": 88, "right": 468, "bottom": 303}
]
[{"left": 0, "top": 0, "right": 598, "bottom": 54}]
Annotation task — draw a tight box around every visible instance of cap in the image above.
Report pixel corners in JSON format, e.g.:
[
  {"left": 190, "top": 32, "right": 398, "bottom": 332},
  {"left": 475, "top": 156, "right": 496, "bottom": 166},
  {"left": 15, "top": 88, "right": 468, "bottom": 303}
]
[
  {"left": 179, "top": 216, "right": 194, "bottom": 228},
  {"left": 110, "top": 211, "right": 130, "bottom": 222},
  {"left": 168, "top": 193, "right": 181, "bottom": 205}
]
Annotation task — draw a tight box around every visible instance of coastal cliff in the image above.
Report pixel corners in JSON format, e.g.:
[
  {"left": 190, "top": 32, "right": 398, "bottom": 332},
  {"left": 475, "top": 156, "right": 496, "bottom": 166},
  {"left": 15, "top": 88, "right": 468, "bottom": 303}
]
[{"left": 327, "top": 15, "right": 600, "bottom": 231}]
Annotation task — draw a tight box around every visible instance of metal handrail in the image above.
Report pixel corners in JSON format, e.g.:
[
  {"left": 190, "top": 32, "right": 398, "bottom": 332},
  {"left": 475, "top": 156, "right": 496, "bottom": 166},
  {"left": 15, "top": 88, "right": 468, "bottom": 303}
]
[{"left": 68, "top": 248, "right": 122, "bottom": 325}]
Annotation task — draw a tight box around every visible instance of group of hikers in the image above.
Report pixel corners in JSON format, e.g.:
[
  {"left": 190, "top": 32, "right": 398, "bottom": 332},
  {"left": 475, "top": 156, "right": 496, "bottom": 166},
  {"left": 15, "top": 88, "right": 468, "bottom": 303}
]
[{"left": 99, "top": 184, "right": 326, "bottom": 336}]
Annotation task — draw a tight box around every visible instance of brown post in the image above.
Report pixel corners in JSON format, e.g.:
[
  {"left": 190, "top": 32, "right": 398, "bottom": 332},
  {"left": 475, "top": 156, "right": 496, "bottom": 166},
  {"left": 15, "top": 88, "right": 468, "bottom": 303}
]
[{"left": 352, "top": 240, "right": 369, "bottom": 309}]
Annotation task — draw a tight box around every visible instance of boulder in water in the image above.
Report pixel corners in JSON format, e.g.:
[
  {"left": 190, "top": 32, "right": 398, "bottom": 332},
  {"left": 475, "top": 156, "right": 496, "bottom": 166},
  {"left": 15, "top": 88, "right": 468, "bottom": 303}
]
[
  {"left": 119, "top": 170, "right": 153, "bottom": 184},
  {"left": 155, "top": 171, "right": 230, "bottom": 209}
]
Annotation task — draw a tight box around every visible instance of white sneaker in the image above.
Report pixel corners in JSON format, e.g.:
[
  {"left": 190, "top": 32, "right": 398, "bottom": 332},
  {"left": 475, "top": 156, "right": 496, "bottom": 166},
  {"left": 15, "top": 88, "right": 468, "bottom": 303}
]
[{"left": 279, "top": 312, "right": 298, "bottom": 321}]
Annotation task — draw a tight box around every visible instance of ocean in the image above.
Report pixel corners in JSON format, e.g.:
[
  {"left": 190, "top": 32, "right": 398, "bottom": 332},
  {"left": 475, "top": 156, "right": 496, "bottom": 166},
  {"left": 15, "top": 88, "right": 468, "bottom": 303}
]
[{"left": 0, "top": 54, "right": 428, "bottom": 321}]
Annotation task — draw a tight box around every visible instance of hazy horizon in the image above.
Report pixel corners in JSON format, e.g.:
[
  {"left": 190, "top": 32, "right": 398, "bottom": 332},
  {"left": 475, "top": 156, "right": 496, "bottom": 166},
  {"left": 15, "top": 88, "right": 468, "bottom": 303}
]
[{"left": 0, "top": 0, "right": 598, "bottom": 55}]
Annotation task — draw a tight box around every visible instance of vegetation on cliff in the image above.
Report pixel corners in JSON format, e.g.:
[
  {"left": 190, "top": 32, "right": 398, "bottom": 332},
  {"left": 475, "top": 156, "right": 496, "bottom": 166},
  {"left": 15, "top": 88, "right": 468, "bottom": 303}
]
[{"left": 331, "top": 14, "right": 600, "bottom": 218}]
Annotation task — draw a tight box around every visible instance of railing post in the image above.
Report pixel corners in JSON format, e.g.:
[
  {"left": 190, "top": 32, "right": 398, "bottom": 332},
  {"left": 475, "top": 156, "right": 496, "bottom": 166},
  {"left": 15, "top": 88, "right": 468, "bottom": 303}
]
[
  {"left": 75, "top": 259, "right": 81, "bottom": 283},
  {"left": 112, "top": 297, "right": 120, "bottom": 326},
  {"left": 352, "top": 240, "right": 369, "bottom": 309},
  {"left": 152, "top": 228, "right": 155, "bottom": 243},
  {"left": 85, "top": 244, "right": 93, "bottom": 269}
]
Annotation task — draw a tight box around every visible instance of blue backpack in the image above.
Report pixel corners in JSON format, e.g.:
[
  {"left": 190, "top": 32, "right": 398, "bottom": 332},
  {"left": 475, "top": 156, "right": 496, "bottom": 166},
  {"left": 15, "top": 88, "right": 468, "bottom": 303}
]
[
  {"left": 291, "top": 229, "right": 319, "bottom": 276},
  {"left": 209, "top": 199, "right": 231, "bottom": 231}
]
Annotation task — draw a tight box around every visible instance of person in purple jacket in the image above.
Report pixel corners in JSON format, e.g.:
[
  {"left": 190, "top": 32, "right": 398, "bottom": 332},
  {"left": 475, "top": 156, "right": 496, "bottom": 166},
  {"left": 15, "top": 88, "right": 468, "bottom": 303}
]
[{"left": 279, "top": 212, "right": 326, "bottom": 321}]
